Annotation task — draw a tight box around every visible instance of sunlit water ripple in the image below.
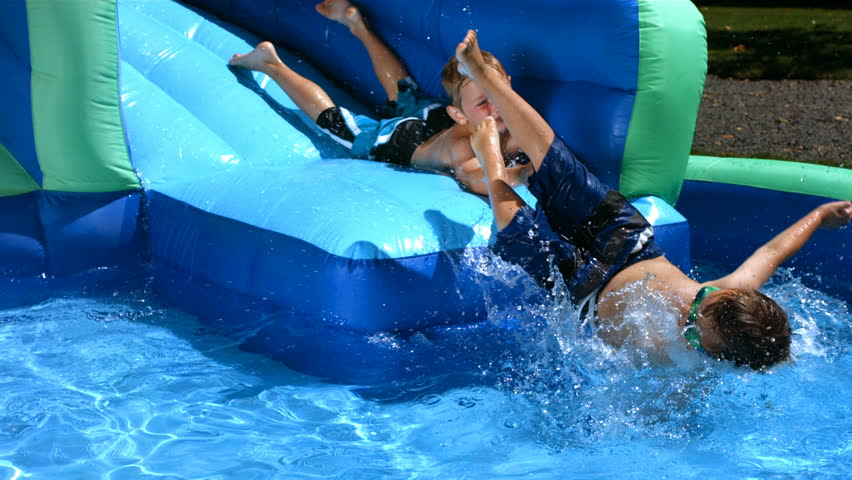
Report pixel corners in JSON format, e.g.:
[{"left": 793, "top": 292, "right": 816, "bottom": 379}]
[{"left": 0, "top": 265, "right": 848, "bottom": 479}]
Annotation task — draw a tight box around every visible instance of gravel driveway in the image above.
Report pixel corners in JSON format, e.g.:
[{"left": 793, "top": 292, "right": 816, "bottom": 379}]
[{"left": 692, "top": 75, "right": 851, "bottom": 168}]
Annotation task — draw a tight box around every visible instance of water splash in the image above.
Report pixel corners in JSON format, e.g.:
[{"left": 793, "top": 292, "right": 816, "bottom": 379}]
[
  {"left": 762, "top": 269, "right": 850, "bottom": 361},
  {"left": 452, "top": 249, "right": 851, "bottom": 449}
]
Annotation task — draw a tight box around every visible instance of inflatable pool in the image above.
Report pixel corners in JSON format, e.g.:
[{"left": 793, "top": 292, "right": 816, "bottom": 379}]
[{"left": 1, "top": 0, "right": 849, "bottom": 383}]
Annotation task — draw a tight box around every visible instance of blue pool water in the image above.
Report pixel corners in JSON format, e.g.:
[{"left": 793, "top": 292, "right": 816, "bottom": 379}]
[{"left": 0, "top": 266, "right": 849, "bottom": 479}]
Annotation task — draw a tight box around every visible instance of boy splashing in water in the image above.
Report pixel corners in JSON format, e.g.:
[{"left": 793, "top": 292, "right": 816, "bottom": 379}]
[
  {"left": 457, "top": 30, "right": 852, "bottom": 369},
  {"left": 230, "top": 0, "right": 532, "bottom": 195}
]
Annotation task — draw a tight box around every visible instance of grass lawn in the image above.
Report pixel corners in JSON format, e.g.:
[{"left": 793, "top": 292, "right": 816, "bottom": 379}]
[
  {"left": 699, "top": 6, "right": 852, "bottom": 80},
  {"left": 691, "top": 5, "right": 850, "bottom": 169}
]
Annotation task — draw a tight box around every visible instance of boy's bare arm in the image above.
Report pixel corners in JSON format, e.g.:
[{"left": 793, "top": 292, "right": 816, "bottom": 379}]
[
  {"left": 410, "top": 128, "right": 459, "bottom": 172},
  {"left": 710, "top": 201, "right": 852, "bottom": 290},
  {"left": 412, "top": 127, "right": 528, "bottom": 195}
]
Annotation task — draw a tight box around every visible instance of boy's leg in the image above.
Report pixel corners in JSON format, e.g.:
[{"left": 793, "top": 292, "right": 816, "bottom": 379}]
[
  {"left": 230, "top": 42, "right": 334, "bottom": 121},
  {"left": 460, "top": 32, "right": 654, "bottom": 268},
  {"left": 475, "top": 119, "right": 657, "bottom": 301},
  {"left": 455, "top": 30, "right": 554, "bottom": 171},
  {"left": 456, "top": 31, "right": 604, "bottom": 233},
  {"left": 471, "top": 117, "right": 525, "bottom": 230},
  {"left": 316, "top": 0, "right": 408, "bottom": 102},
  {"left": 472, "top": 117, "right": 580, "bottom": 289},
  {"left": 231, "top": 38, "right": 420, "bottom": 164}
]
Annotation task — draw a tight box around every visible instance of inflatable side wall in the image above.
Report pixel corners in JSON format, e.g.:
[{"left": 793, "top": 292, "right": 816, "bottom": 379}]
[
  {"left": 0, "top": 0, "right": 142, "bottom": 276},
  {"left": 680, "top": 157, "right": 852, "bottom": 301}
]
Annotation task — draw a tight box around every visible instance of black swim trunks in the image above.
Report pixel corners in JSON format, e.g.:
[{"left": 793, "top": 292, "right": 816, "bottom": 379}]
[
  {"left": 314, "top": 78, "right": 454, "bottom": 166},
  {"left": 493, "top": 137, "right": 662, "bottom": 302}
]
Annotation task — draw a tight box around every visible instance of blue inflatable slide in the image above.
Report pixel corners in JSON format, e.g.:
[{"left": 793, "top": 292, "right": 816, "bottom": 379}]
[{"left": 1, "top": 0, "right": 849, "bottom": 383}]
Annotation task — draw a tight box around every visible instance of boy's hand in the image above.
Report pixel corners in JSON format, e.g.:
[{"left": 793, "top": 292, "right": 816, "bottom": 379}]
[{"left": 817, "top": 200, "right": 852, "bottom": 230}]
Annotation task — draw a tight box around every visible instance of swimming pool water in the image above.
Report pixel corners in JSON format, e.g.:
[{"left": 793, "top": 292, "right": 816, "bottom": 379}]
[{"left": 0, "top": 267, "right": 849, "bottom": 479}]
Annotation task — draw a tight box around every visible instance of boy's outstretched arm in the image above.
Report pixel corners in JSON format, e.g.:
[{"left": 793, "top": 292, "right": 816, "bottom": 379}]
[{"left": 710, "top": 200, "right": 852, "bottom": 290}]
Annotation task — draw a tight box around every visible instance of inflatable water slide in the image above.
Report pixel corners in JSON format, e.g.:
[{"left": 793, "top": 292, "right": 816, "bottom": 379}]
[{"left": 1, "top": 0, "right": 849, "bottom": 382}]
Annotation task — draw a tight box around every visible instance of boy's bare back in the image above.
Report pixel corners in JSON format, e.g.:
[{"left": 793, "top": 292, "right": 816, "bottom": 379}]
[{"left": 596, "top": 200, "right": 852, "bottom": 355}]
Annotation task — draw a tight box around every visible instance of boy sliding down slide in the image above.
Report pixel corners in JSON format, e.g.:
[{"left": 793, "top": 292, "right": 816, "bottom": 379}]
[
  {"left": 229, "top": 0, "right": 532, "bottom": 195},
  {"left": 457, "top": 30, "right": 852, "bottom": 369}
]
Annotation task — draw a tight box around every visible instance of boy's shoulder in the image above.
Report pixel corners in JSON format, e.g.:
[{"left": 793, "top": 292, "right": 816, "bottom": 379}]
[{"left": 411, "top": 123, "right": 472, "bottom": 171}]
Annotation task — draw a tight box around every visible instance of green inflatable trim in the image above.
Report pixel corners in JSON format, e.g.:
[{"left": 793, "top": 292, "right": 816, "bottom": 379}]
[
  {"left": 0, "top": 144, "right": 39, "bottom": 197},
  {"left": 687, "top": 156, "right": 852, "bottom": 201},
  {"left": 621, "top": 0, "right": 707, "bottom": 205},
  {"left": 27, "top": 0, "right": 138, "bottom": 193}
]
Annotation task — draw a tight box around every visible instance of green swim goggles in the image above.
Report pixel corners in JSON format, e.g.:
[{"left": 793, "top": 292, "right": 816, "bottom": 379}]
[{"left": 683, "top": 286, "right": 720, "bottom": 355}]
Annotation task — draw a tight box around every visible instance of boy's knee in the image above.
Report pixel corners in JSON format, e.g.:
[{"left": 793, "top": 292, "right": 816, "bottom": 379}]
[{"left": 316, "top": 106, "right": 356, "bottom": 143}]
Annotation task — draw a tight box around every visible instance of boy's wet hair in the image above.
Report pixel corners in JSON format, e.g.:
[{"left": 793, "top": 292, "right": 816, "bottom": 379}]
[
  {"left": 441, "top": 51, "right": 507, "bottom": 106},
  {"left": 703, "top": 289, "right": 791, "bottom": 370}
]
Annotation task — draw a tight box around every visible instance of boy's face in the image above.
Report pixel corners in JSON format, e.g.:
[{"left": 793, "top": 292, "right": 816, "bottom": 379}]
[{"left": 453, "top": 76, "right": 511, "bottom": 133}]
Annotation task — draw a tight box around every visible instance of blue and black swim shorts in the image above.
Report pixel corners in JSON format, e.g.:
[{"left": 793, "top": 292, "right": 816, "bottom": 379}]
[{"left": 315, "top": 78, "right": 454, "bottom": 166}]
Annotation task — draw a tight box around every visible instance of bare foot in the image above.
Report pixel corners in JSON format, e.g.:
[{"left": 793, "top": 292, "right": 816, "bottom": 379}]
[
  {"left": 455, "top": 30, "right": 487, "bottom": 78},
  {"left": 315, "top": 0, "right": 365, "bottom": 34},
  {"left": 229, "top": 41, "right": 282, "bottom": 73},
  {"left": 470, "top": 117, "right": 506, "bottom": 182}
]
